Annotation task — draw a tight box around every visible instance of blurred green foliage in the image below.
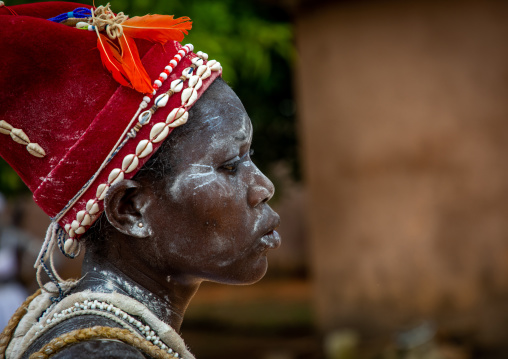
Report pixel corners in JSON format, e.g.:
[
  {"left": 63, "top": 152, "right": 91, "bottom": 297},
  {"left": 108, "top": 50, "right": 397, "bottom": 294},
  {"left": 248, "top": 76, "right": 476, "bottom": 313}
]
[{"left": 0, "top": 0, "right": 297, "bottom": 198}]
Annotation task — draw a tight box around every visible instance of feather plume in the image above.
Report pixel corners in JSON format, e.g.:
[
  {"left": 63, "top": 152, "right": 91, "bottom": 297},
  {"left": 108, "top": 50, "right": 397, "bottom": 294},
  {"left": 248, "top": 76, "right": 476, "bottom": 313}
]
[
  {"left": 118, "top": 34, "right": 153, "bottom": 94},
  {"left": 122, "top": 15, "right": 192, "bottom": 44},
  {"left": 96, "top": 33, "right": 130, "bottom": 87}
]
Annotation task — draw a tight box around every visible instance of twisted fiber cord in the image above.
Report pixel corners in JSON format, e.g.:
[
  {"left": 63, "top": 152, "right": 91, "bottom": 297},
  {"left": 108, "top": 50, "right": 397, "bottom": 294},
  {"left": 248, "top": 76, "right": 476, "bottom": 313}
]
[
  {"left": 28, "top": 308, "right": 145, "bottom": 346},
  {"left": 29, "top": 326, "right": 179, "bottom": 359},
  {"left": 0, "top": 289, "right": 42, "bottom": 358},
  {"left": 92, "top": 4, "right": 127, "bottom": 39}
]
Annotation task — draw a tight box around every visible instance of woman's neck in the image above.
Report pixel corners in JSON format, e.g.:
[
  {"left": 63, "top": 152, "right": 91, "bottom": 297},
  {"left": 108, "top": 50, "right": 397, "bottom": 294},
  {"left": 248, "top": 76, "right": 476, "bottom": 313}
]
[{"left": 80, "top": 250, "right": 201, "bottom": 332}]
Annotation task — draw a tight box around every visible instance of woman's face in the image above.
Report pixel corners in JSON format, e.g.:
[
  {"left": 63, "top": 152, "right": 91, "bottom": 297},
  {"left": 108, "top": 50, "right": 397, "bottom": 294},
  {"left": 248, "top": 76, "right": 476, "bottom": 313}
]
[{"left": 143, "top": 80, "right": 280, "bottom": 285}]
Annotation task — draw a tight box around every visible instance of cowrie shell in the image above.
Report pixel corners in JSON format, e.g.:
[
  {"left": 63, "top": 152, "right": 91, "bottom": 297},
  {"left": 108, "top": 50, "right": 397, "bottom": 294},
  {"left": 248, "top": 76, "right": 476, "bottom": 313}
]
[
  {"left": 0, "top": 120, "right": 13, "bottom": 135},
  {"left": 170, "top": 79, "right": 184, "bottom": 92},
  {"left": 27, "top": 143, "right": 46, "bottom": 158},
  {"left": 108, "top": 168, "right": 124, "bottom": 185},
  {"left": 76, "top": 210, "right": 86, "bottom": 223},
  {"left": 191, "top": 57, "right": 204, "bottom": 66},
  {"left": 64, "top": 238, "right": 79, "bottom": 255},
  {"left": 80, "top": 214, "right": 91, "bottom": 226},
  {"left": 209, "top": 61, "right": 221, "bottom": 72},
  {"left": 166, "top": 108, "right": 187, "bottom": 124},
  {"left": 10, "top": 128, "right": 29, "bottom": 145},
  {"left": 96, "top": 183, "right": 109, "bottom": 200},
  {"left": 86, "top": 200, "right": 99, "bottom": 215},
  {"left": 196, "top": 65, "right": 207, "bottom": 77},
  {"left": 138, "top": 110, "right": 152, "bottom": 125},
  {"left": 181, "top": 88, "right": 198, "bottom": 107},
  {"left": 167, "top": 115, "right": 188, "bottom": 128},
  {"left": 122, "top": 154, "right": 139, "bottom": 173},
  {"left": 181, "top": 67, "right": 193, "bottom": 79},
  {"left": 136, "top": 140, "right": 153, "bottom": 158},
  {"left": 188, "top": 75, "right": 202, "bottom": 90},
  {"left": 150, "top": 123, "right": 169, "bottom": 143},
  {"left": 71, "top": 220, "right": 80, "bottom": 231},
  {"left": 201, "top": 67, "right": 212, "bottom": 80},
  {"left": 154, "top": 93, "right": 170, "bottom": 108}
]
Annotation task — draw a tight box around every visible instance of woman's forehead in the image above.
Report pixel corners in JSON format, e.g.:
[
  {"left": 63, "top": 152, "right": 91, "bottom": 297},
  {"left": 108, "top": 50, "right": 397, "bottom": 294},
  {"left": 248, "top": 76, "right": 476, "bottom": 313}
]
[{"left": 194, "top": 83, "right": 252, "bottom": 140}]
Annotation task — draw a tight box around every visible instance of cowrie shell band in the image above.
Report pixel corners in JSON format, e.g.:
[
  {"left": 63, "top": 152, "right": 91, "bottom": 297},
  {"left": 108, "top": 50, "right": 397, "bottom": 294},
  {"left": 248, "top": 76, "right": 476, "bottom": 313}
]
[{"left": 57, "top": 45, "right": 222, "bottom": 257}]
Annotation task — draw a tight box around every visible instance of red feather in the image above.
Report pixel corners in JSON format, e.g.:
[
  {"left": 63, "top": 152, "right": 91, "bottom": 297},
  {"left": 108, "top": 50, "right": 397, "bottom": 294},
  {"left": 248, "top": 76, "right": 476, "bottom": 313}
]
[
  {"left": 96, "top": 33, "right": 130, "bottom": 87},
  {"left": 96, "top": 33, "right": 153, "bottom": 94},
  {"left": 122, "top": 15, "right": 192, "bottom": 44},
  {"left": 118, "top": 34, "right": 153, "bottom": 94}
]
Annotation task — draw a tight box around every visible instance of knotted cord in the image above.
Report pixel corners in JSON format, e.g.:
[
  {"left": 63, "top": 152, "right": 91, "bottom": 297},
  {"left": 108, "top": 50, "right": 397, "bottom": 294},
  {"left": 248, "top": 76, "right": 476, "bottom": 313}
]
[{"left": 91, "top": 4, "right": 128, "bottom": 39}]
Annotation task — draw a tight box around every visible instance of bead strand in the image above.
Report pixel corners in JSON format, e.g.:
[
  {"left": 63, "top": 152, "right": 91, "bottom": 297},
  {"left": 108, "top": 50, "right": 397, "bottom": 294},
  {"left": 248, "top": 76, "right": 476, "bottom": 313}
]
[{"left": 36, "top": 299, "right": 181, "bottom": 357}]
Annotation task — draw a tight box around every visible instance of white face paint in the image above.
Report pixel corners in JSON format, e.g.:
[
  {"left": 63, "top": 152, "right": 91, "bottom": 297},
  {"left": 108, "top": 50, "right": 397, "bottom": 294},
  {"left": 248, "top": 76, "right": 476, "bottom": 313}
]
[
  {"left": 188, "top": 164, "right": 219, "bottom": 190},
  {"left": 140, "top": 80, "right": 280, "bottom": 285}
]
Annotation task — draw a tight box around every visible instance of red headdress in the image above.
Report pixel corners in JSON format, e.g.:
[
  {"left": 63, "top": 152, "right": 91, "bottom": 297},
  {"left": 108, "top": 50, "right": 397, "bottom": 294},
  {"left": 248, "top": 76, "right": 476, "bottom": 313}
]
[{"left": 0, "top": 1, "right": 222, "bottom": 286}]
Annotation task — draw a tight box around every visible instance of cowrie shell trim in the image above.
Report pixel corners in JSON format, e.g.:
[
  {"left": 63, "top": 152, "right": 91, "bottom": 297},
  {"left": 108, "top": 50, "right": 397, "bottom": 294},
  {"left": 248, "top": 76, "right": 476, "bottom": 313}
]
[
  {"left": 0, "top": 120, "right": 46, "bottom": 158},
  {"left": 62, "top": 47, "right": 222, "bottom": 241}
]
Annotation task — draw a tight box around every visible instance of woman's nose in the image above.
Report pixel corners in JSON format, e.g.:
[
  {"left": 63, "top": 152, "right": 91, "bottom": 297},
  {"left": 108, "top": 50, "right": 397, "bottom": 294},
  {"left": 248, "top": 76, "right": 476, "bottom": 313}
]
[{"left": 247, "top": 166, "right": 275, "bottom": 208}]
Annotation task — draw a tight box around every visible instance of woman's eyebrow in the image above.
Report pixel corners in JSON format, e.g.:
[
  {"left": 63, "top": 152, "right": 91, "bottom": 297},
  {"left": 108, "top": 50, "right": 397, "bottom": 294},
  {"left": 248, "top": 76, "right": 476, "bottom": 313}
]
[{"left": 234, "top": 133, "right": 248, "bottom": 142}]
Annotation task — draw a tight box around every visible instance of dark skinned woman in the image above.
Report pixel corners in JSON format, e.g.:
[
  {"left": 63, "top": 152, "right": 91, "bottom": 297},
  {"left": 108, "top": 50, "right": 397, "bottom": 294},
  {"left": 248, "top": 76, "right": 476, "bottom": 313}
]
[{"left": 0, "top": 2, "right": 280, "bottom": 358}]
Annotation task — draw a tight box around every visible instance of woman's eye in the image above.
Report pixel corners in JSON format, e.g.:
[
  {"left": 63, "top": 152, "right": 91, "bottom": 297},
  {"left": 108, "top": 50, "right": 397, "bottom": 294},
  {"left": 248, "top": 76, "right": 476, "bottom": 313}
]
[
  {"left": 221, "top": 149, "right": 254, "bottom": 173},
  {"left": 221, "top": 156, "right": 241, "bottom": 172}
]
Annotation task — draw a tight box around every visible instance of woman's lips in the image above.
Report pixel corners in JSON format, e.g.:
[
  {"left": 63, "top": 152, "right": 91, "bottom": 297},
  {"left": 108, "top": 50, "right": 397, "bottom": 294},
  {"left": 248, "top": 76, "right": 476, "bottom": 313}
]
[{"left": 260, "top": 230, "right": 281, "bottom": 250}]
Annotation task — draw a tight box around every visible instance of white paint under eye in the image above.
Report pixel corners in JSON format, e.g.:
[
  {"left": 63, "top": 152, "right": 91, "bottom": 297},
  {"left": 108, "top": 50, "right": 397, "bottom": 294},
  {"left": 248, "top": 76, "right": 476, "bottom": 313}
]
[{"left": 188, "top": 164, "right": 218, "bottom": 190}]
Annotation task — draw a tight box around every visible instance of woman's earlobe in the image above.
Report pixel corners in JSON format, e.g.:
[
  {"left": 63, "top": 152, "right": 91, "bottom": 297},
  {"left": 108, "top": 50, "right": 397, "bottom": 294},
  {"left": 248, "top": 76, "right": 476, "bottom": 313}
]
[{"left": 103, "top": 179, "right": 152, "bottom": 238}]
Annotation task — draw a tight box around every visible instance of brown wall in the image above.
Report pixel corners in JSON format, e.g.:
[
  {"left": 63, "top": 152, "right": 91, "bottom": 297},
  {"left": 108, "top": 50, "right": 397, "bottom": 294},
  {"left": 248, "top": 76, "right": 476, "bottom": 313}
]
[{"left": 296, "top": 0, "right": 508, "bottom": 344}]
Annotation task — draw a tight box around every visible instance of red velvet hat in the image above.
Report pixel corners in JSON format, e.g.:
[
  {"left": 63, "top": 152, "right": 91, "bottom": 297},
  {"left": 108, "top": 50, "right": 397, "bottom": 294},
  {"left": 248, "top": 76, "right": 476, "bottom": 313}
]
[{"left": 0, "top": 2, "right": 222, "bottom": 273}]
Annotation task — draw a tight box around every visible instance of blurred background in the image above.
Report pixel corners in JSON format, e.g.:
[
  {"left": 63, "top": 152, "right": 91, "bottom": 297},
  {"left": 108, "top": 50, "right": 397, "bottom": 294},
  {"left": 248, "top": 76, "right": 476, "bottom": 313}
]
[{"left": 2, "top": 0, "right": 508, "bottom": 358}]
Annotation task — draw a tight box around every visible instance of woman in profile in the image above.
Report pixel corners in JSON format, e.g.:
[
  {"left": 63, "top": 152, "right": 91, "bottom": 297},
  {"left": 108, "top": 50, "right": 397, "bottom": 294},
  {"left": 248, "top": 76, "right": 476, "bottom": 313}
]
[{"left": 0, "top": 2, "right": 280, "bottom": 358}]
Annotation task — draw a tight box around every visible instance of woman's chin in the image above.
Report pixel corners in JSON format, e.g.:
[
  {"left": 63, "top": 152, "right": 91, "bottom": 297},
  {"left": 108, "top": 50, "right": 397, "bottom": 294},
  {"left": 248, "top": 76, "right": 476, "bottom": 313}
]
[{"left": 212, "top": 257, "right": 269, "bottom": 285}]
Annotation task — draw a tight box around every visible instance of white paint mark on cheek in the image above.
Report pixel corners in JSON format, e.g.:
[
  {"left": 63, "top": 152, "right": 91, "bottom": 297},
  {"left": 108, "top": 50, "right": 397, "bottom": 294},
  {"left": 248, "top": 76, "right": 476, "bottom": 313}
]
[
  {"left": 189, "top": 164, "right": 218, "bottom": 190},
  {"left": 253, "top": 215, "right": 263, "bottom": 236}
]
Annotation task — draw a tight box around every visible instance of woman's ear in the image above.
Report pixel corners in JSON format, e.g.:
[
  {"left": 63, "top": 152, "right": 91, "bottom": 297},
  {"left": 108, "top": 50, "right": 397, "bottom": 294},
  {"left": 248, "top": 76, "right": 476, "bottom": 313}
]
[{"left": 103, "top": 179, "right": 152, "bottom": 238}]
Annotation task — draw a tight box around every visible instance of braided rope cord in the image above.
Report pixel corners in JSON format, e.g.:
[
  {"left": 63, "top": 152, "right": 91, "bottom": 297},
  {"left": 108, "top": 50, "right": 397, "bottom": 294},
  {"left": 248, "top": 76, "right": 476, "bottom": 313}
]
[
  {"left": 29, "top": 308, "right": 145, "bottom": 345},
  {"left": 0, "top": 289, "right": 42, "bottom": 358},
  {"left": 92, "top": 4, "right": 127, "bottom": 39},
  {"left": 28, "top": 326, "right": 179, "bottom": 359}
]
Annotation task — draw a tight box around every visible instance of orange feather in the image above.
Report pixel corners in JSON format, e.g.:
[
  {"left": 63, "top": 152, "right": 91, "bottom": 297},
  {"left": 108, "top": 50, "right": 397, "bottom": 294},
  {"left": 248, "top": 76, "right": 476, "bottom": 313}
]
[
  {"left": 118, "top": 34, "right": 153, "bottom": 94},
  {"left": 96, "top": 33, "right": 130, "bottom": 87},
  {"left": 122, "top": 15, "right": 192, "bottom": 44}
]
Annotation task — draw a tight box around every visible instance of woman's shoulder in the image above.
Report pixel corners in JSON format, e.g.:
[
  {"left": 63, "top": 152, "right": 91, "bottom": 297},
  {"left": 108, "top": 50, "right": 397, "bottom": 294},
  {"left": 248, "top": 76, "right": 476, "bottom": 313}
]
[{"left": 23, "top": 314, "right": 149, "bottom": 359}]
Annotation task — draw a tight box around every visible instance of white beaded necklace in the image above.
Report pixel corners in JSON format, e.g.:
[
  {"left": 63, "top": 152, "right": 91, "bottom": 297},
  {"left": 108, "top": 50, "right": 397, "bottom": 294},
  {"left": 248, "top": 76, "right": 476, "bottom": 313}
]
[{"left": 36, "top": 299, "right": 181, "bottom": 357}]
